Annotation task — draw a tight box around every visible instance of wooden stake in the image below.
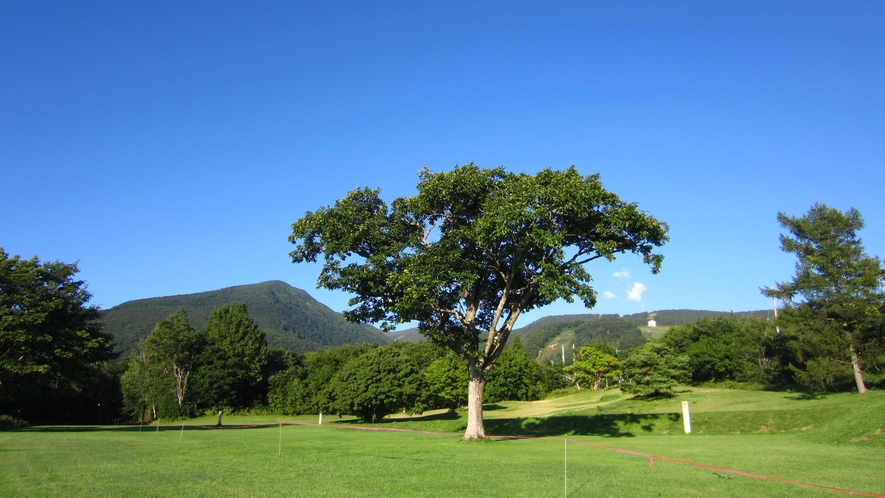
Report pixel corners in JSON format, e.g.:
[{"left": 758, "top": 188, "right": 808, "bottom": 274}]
[{"left": 564, "top": 435, "right": 568, "bottom": 498}]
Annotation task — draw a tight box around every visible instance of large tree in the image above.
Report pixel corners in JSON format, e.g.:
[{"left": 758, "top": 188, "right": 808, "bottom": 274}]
[
  {"left": 192, "top": 303, "right": 268, "bottom": 410},
  {"left": 564, "top": 345, "right": 621, "bottom": 390},
  {"left": 620, "top": 342, "right": 690, "bottom": 397},
  {"left": 0, "top": 249, "right": 116, "bottom": 422},
  {"left": 325, "top": 343, "right": 425, "bottom": 423},
  {"left": 763, "top": 203, "right": 885, "bottom": 393},
  {"left": 141, "top": 309, "right": 201, "bottom": 412},
  {"left": 289, "top": 164, "right": 668, "bottom": 438}
]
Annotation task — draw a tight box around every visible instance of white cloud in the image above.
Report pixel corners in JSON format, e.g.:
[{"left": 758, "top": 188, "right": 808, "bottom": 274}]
[
  {"left": 627, "top": 282, "right": 647, "bottom": 302},
  {"left": 602, "top": 291, "right": 616, "bottom": 299},
  {"left": 613, "top": 269, "right": 630, "bottom": 279}
]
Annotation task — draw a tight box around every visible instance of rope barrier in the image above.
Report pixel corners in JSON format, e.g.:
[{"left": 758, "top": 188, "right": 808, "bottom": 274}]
[{"left": 180, "top": 421, "right": 883, "bottom": 497}]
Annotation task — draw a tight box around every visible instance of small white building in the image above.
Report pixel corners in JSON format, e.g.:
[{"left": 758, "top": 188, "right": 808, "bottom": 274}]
[{"left": 648, "top": 320, "right": 657, "bottom": 328}]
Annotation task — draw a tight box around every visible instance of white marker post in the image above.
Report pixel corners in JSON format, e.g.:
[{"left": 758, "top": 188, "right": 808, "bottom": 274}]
[
  {"left": 682, "top": 401, "right": 692, "bottom": 434},
  {"left": 318, "top": 412, "right": 323, "bottom": 425}
]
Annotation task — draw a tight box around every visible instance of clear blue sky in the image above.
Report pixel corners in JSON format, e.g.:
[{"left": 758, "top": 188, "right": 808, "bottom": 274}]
[{"left": 2, "top": 1, "right": 883, "bottom": 328}]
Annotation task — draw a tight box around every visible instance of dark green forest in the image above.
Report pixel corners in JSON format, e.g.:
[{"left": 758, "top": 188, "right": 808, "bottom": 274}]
[{"left": 518, "top": 316, "right": 646, "bottom": 360}]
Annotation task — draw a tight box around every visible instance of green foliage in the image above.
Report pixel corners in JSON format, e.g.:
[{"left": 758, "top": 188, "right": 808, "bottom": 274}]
[
  {"left": 0, "top": 414, "right": 28, "bottom": 430},
  {"left": 191, "top": 303, "right": 269, "bottom": 410},
  {"left": 620, "top": 309, "right": 772, "bottom": 327},
  {"left": 122, "top": 309, "right": 202, "bottom": 419},
  {"left": 0, "top": 249, "right": 117, "bottom": 423},
  {"left": 520, "top": 316, "right": 645, "bottom": 362},
  {"left": 763, "top": 203, "right": 885, "bottom": 392},
  {"left": 267, "top": 343, "right": 376, "bottom": 415},
  {"left": 661, "top": 317, "right": 778, "bottom": 384},
  {"left": 326, "top": 342, "right": 425, "bottom": 422},
  {"left": 102, "top": 281, "right": 390, "bottom": 355},
  {"left": 485, "top": 337, "right": 547, "bottom": 402},
  {"left": 564, "top": 345, "right": 621, "bottom": 390},
  {"left": 290, "top": 164, "right": 668, "bottom": 437},
  {"left": 620, "top": 342, "right": 690, "bottom": 397},
  {"left": 423, "top": 355, "right": 468, "bottom": 412}
]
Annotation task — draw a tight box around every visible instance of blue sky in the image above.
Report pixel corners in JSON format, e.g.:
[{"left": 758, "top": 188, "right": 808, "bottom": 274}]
[{"left": 2, "top": 1, "right": 883, "bottom": 328}]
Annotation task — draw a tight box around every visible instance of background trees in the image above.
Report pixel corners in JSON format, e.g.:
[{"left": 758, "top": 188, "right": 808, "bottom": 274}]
[
  {"left": 191, "top": 303, "right": 268, "bottom": 410},
  {"left": 325, "top": 342, "right": 425, "bottom": 422},
  {"left": 267, "top": 343, "right": 375, "bottom": 415},
  {"left": 0, "top": 249, "right": 117, "bottom": 423},
  {"left": 763, "top": 204, "right": 885, "bottom": 393},
  {"left": 289, "top": 164, "right": 668, "bottom": 438},
  {"left": 121, "top": 309, "right": 201, "bottom": 419},
  {"left": 620, "top": 342, "right": 690, "bottom": 397},
  {"left": 661, "top": 317, "right": 776, "bottom": 385},
  {"left": 485, "top": 337, "right": 545, "bottom": 402},
  {"left": 564, "top": 345, "right": 621, "bottom": 390},
  {"left": 423, "top": 354, "right": 468, "bottom": 412}
]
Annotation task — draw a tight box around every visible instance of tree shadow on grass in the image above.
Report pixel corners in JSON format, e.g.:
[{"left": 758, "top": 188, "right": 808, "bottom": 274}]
[
  {"left": 785, "top": 392, "right": 826, "bottom": 401},
  {"left": 19, "top": 411, "right": 683, "bottom": 438},
  {"left": 485, "top": 412, "right": 681, "bottom": 438},
  {"left": 20, "top": 422, "right": 285, "bottom": 433}
]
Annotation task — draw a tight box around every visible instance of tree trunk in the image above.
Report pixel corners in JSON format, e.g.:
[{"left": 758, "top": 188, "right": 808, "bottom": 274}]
[
  {"left": 463, "top": 361, "right": 486, "bottom": 440},
  {"left": 848, "top": 342, "right": 867, "bottom": 394}
]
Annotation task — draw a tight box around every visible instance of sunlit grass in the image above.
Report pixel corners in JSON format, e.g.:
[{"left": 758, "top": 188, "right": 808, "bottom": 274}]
[{"left": 1, "top": 388, "right": 883, "bottom": 497}]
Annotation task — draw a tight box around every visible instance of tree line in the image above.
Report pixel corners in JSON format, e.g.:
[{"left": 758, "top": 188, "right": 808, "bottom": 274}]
[
  {"left": 121, "top": 306, "right": 566, "bottom": 423},
  {"left": 2, "top": 165, "right": 882, "bottom": 429}
]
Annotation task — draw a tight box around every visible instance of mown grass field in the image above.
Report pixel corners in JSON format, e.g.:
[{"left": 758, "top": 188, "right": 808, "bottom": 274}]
[{"left": 2, "top": 388, "right": 884, "bottom": 497}]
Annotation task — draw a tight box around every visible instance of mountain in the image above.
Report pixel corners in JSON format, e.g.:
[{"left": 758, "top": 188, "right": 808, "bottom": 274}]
[
  {"left": 101, "top": 280, "right": 391, "bottom": 355},
  {"left": 513, "top": 309, "right": 771, "bottom": 362},
  {"left": 389, "top": 309, "right": 772, "bottom": 360},
  {"left": 618, "top": 309, "right": 772, "bottom": 327}
]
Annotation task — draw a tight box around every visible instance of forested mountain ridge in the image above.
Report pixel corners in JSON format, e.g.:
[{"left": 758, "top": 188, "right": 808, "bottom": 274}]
[
  {"left": 393, "top": 309, "right": 771, "bottom": 361},
  {"left": 101, "top": 281, "right": 390, "bottom": 355},
  {"left": 514, "top": 309, "right": 771, "bottom": 362},
  {"left": 620, "top": 309, "right": 771, "bottom": 327}
]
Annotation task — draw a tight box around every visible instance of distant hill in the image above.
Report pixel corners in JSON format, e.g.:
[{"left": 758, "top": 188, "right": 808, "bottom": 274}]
[
  {"left": 515, "top": 315, "right": 645, "bottom": 362},
  {"left": 388, "top": 309, "right": 772, "bottom": 357},
  {"left": 620, "top": 309, "right": 772, "bottom": 327},
  {"left": 513, "top": 309, "right": 771, "bottom": 362},
  {"left": 101, "top": 281, "right": 391, "bottom": 355},
  {"left": 389, "top": 328, "right": 424, "bottom": 343}
]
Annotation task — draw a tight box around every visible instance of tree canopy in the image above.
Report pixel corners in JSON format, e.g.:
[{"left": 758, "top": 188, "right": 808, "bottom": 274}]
[
  {"left": 564, "top": 345, "right": 621, "bottom": 390},
  {"left": 0, "top": 249, "right": 116, "bottom": 423},
  {"left": 141, "top": 309, "right": 201, "bottom": 412},
  {"left": 763, "top": 203, "right": 885, "bottom": 393},
  {"left": 192, "top": 303, "right": 269, "bottom": 410},
  {"left": 290, "top": 164, "right": 668, "bottom": 438},
  {"left": 325, "top": 342, "right": 425, "bottom": 423},
  {"left": 620, "top": 342, "right": 690, "bottom": 397}
]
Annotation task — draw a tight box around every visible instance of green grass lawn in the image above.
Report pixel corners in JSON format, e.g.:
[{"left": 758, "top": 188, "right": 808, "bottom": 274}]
[{"left": 2, "top": 388, "right": 884, "bottom": 497}]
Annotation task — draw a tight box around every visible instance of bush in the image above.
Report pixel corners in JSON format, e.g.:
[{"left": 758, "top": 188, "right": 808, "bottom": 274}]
[{"left": 0, "top": 414, "right": 29, "bottom": 430}]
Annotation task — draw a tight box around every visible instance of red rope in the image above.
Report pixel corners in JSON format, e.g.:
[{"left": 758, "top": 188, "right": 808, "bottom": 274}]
[
  {"left": 191, "top": 421, "right": 883, "bottom": 496},
  {"left": 566, "top": 437, "right": 885, "bottom": 498}
]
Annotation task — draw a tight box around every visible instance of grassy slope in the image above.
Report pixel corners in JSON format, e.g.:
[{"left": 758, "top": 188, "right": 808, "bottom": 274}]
[{"left": 2, "top": 389, "right": 883, "bottom": 497}]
